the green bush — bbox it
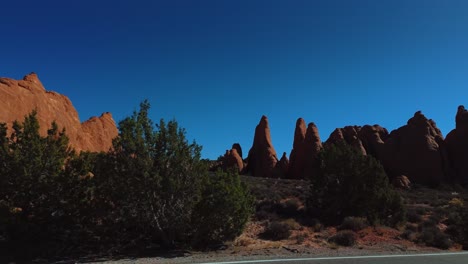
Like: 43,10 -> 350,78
406,210 -> 423,223
419,227 -> 453,249
328,230 -> 357,247
260,221 -> 292,241
191,169 -> 254,248
338,217 -> 368,232
307,142 -> 406,226
277,198 -> 301,218
0,102 -> 255,259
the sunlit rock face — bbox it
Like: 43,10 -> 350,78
0,73 -> 118,152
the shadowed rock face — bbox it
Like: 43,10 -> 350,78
288,119 -> 322,179
326,126 -> 366,155
232,143 -> 243,159
323,112 -> 447,186
382,111 -> 447,186
0,73 -> 118,152
246,115 -> 278,178
302,123 -> 323,179
288,118 -> 307,179
445,105 -> 468,184
358,125 -> 388,159
276,152 -> 289,178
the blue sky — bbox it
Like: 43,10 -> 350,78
2,0 -> 468,159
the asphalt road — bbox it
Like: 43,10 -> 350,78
195,252 -> 468,264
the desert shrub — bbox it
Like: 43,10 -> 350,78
405,223 -> 419,232
401,230 -> 418,242
419,227 -> 453,249
338,217 -> 368,232
444,204 -> 468,249
0,102 -> 256,259
308,142 -> 406,226
260,221 -> 291,241
301,217 -> 323,232
255,199 -> 280,221
419,219 -> 437,231
407,210 -> 423,223
448,198 -> 464,208
328,230 -> 357,247
277,198 -> 301,218
101,101 -> 254,248
191,169 -> 254,248
282,218 -> 301,230
0,112 -> 94,260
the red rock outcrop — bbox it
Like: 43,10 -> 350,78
382,111 -> 447,186
324,113 -> 448,186
275,152 -> 289,177
222,148 -> 244,173
246,115 -> 279,178
358,125 -> 388,159
445,105 -> 468,184
326,126 -> 366,155
288,118 -> 307,179
0,73 -> 118,152
232,143 -> 243,159
288,120 -> 322,179
302,122 -> 323,179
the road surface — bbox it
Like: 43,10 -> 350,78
195,252 -> 468,264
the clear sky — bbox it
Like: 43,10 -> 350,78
2,0 -> 468,159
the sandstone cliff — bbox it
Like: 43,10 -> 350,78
0,73 -> 118,152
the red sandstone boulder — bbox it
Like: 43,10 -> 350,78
0,73 -> 118,152
246,115 -> 279,178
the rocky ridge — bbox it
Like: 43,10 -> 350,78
0,73 -> 118,152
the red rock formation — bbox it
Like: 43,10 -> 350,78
232,143 -> 243,159
222,149 -> 244,173
302,122 -> 323,179
0,73 -> 118,152
246,115 -> 278,178
358,125 -> 388,159
276,152 -> 289,177
445,105 -> 468,184
326,126 -> 366,155
288,118 -> 307,179
382,111 -> 447,186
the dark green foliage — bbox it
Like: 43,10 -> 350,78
0,111 -> 77,259
104,100 -> 208,247
406,210 -> 423,223
328,230 -> 357,246
191,169 -> 254,247
338,217 -> 368,232
419,227 -> 453,249
277,198 -> 301,218
308,142 -> 406,226
260,221 -> 292,241
443,204 -> 468,249
0,102 -> 254,260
